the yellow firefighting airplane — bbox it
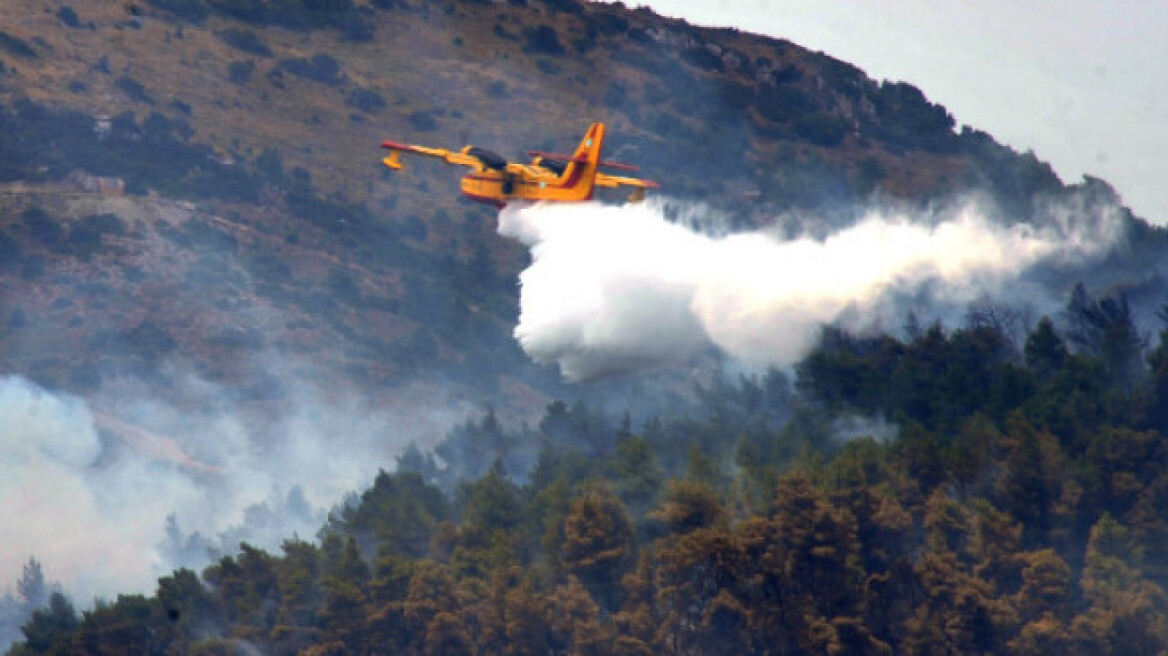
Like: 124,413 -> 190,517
380,122 -> 659,208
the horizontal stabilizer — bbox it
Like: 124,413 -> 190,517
593,173 -> 661,190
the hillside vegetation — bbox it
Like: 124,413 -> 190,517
4,0 -> 1168,654
11,293 -> 1168,654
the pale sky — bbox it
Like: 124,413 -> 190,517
638,1 -> 1168,225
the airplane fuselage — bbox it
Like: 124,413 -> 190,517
459,163 -> 594,208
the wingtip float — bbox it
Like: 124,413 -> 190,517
380,122 -> 659,208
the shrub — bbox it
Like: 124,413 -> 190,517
110,110 -> 140,136
77,213 -> 125,236
408,110 -> 437,132
583,12 -> 627,36
22,207 -> 63,245
871,81 -> 958,153
0,30 -> 36,58
543,0 -> 582,14
522,25 -> 564,56
0,230 -> 20,268
855,156 -> 886,192
794,112 -> 850,147
58,6 -> 84,29
206,0 -> 372,40
142,111 -> 192,142
337,12 -> 375,42
146,0 -> 209,21
326,268 -> 362,305
254,148 -> 285,186
228,60 -> 255,84
215,28 -> 272,57
769,64 -> 803,85
682,46 -> 724,72
123,321 -> 177,361
278,54 -> 343,86
754,85 -> 818,123
207,0 -> 268,22
68,213 -> 125,260
492,23 -> 517,41
345,87 -> 385,114
0,98 -> 261,202
572,33 -> 596,53
486,80 -> 508,99
114,76 -> 155,104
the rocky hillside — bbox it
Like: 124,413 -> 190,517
0,0 -> 1161,413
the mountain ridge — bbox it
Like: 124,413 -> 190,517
0,0 -> 1162,413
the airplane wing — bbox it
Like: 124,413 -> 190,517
528,150 -> 640,171
381,140 -> 484,171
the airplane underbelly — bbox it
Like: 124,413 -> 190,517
461,176 -> 506,207
460,171 -> 594,203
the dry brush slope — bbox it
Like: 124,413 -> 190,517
0,0 -> 1113,414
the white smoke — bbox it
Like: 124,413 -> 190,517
0,373 -> 468,607
499,198 -> 1123,380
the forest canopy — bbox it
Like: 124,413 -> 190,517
10,285 -> 1168,655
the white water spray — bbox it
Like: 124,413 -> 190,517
498,198 -> 1122,380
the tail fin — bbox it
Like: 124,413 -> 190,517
555,122 -> 605,200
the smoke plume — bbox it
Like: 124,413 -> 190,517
0,373 -> 467,611
498,198 -> 1123,380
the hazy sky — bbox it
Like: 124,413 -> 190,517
637,1 -> 1168,225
